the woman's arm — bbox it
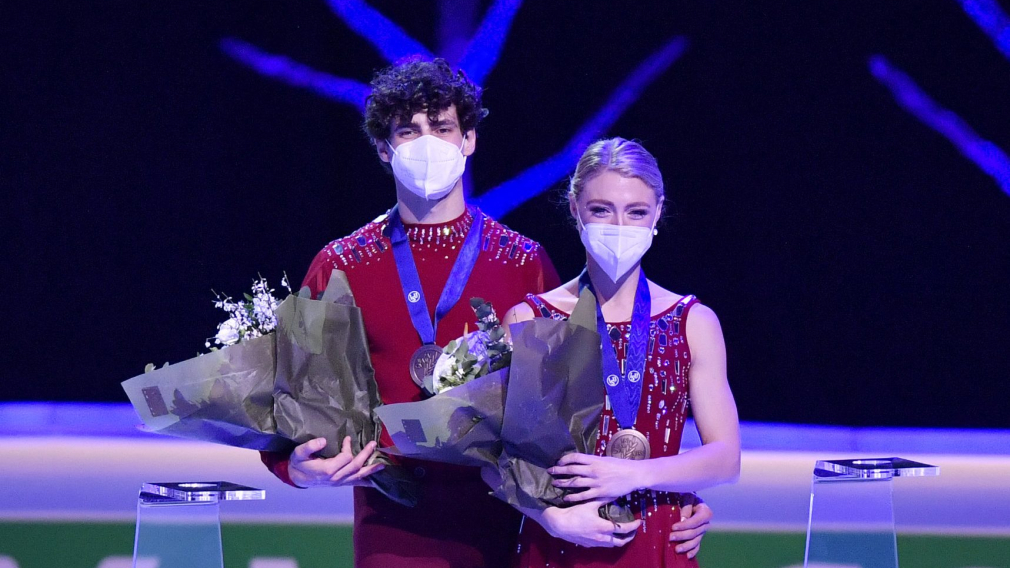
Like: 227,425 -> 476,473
551,303 -> 740,499
502,302 -> 536,343
642,303 -> 741,492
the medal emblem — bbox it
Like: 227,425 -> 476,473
606,374 -> 620,387
407,290 -> 421,303
409,344 -> 443,388
606,428 -> 650,460
628,370 -> 641,383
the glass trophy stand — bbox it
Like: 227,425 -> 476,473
803,458 -> 938,568
133,482 -> 264,568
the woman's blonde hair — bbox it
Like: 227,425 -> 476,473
568,138 -> 665,207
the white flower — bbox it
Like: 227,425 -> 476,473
208,275 -> 289,350
252,295 -> 273,318
429,330 -> 493,394
215,318 -> 241,346
431,351 -> 455,388
464,330 -> 491,362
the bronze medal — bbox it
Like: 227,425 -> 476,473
606,428 -> 650,460
409,344 -> 444,388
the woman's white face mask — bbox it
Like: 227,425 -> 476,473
387,135 -> 467,200
578,214 -> 658,283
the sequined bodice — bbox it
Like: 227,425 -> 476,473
525,293 -> 697,463
518,292 -> 702,568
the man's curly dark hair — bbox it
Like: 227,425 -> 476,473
363,57 -> 488,142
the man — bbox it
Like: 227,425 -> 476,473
261,57 -> 711,567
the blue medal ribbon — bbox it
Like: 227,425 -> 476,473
387,205 -> 486,345
580,268 -> 651,430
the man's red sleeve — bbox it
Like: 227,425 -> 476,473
534,245 -> 562,293
300,247 -> 336,299
260,450 -> 298,487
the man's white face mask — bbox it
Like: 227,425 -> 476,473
578,214 -> 658,283
387,135 -> 467,200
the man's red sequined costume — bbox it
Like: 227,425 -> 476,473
262,206 -> 560,567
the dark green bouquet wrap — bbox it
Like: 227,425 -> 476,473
375,289 -> 631,521
122,270 -> 418,506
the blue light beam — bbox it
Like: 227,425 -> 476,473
221,38 -> 370,111
474,36 -> 689,219
458,0 -> 524,85
325,0 -> 434,63
956,0 -> 1010,60
869,55 -> 1010,196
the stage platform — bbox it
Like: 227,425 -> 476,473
1,403 -> 1008,567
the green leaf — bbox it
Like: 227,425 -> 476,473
144,363 -> 155,374
244,293 -> 254,301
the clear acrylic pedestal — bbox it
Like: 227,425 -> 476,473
132,482 -> 264,568
803,458 -> 938,568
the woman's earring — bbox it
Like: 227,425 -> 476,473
653,229 -> 659,236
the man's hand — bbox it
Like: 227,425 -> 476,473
288,436 -> 384,488
669,493 -> 712,559
538,500 -> 642,548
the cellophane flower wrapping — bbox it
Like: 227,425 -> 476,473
375,366 -> 508,469
492,287 -> 609,514
122,269 -> 418,506
121,331 -> 292,452
375,289 -> 625,518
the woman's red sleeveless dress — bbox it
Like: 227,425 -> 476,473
513,292 -> 701,568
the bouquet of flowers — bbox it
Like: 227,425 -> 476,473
205,275 -> 289,349
425,298 -> 510,395
377,298 -> 511,468
122,270 -> 417,506
377,289 -> 622,519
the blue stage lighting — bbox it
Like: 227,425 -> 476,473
457,0 -> 524,85
324,0 -> 434,62
221,38 -> 370,111
221,2 -> 685,219
957,0 -> 1010,60
474,36 -> 689,218
869,54 -> 1010,197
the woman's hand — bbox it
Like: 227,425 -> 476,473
549,452 -> 647,503
670,493 -> 712,559
538,500 -> 642,548
288,436 -> 384,488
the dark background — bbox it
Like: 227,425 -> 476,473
4,2 -> 1009,428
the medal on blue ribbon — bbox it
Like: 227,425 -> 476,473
388,206 -> 486,389
580,269 -> 652,460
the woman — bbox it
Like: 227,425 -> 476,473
504,138 -> 741,567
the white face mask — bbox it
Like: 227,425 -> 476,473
387,135 -> 467,200
578,216 -> 657,282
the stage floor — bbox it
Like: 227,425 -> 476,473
1,403 -> 1008,567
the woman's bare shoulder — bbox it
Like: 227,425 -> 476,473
648,281 -> 686,315
504,300 -> 537,324
539,278 -> 581,313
